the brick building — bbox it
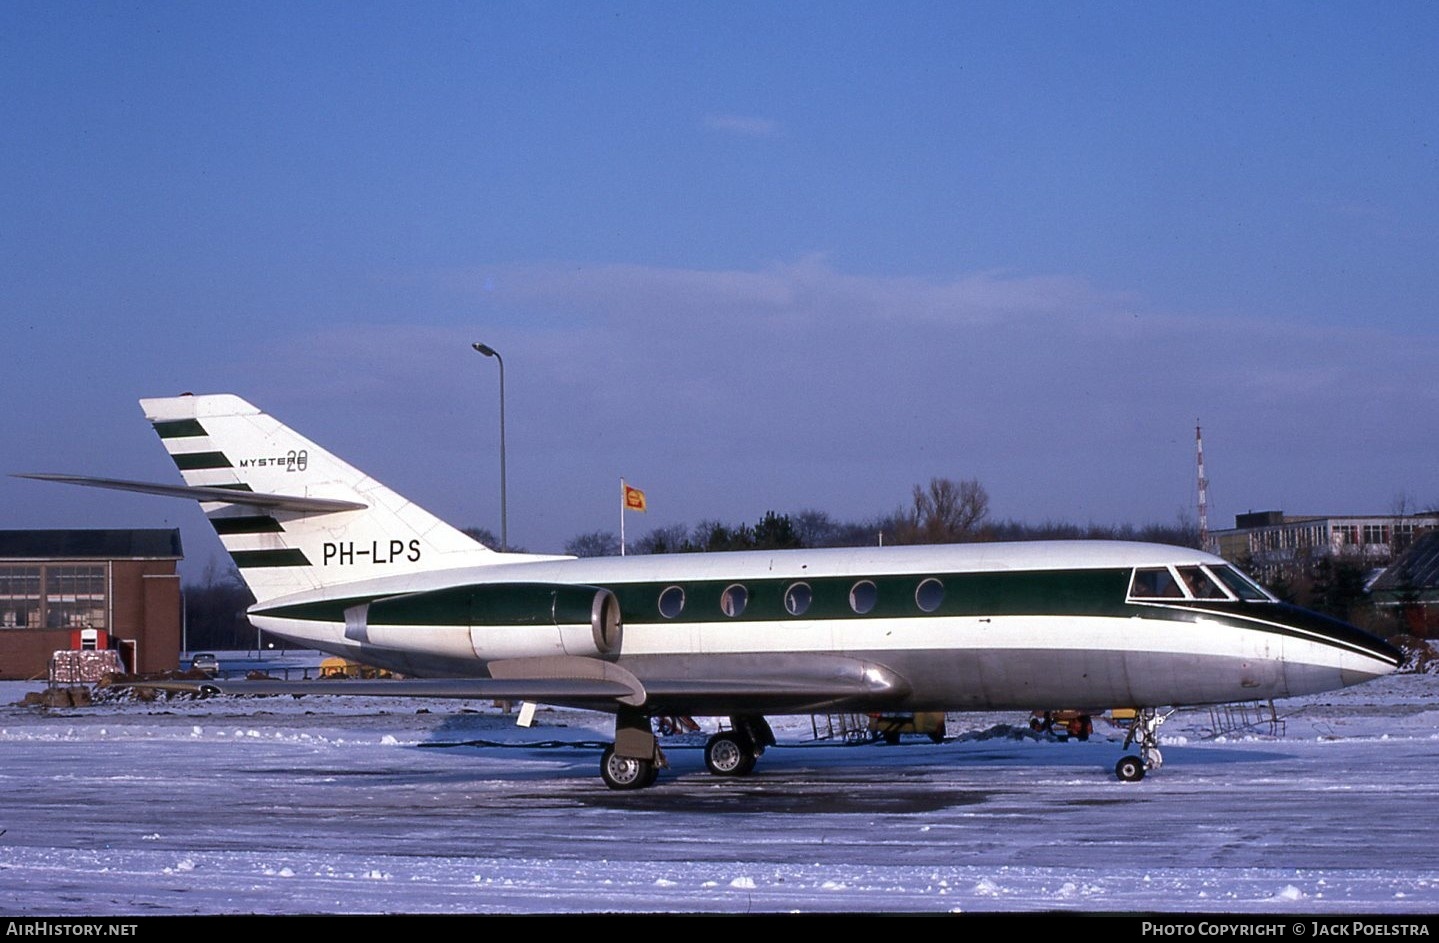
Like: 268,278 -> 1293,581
0,530 -> 182,680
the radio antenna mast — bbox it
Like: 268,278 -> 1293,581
1196,421 -> 1211,552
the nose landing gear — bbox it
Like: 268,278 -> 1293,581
1115,707 -> 1171,782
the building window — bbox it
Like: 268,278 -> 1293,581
44,565 -> 108,629
0,566 -> 41,628
0,563 -> 108,631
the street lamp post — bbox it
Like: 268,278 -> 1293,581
471,342 -> 507,551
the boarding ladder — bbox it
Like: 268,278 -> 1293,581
811,713 -> 873,743
1204,699 -> 1285,738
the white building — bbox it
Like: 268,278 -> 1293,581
1213,510 -> 1439,574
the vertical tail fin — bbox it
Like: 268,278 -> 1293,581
141,394 -> 498,603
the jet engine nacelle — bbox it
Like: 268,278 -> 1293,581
363,582 -> 623,662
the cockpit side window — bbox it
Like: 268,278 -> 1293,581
1176,566 -> 1227,600
1129,567 -> 1184,599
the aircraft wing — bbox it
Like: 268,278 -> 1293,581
129,654 -> 910,715
141,677 -> 636,710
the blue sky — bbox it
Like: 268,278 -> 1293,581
3,2 -> 1437,575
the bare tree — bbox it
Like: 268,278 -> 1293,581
792,509 -> 839,547
461,526 -> 499,548
462,526 -> 523,553
634,524 -> 693,555
895,477 -> 990,544
564,531 -> 619,558
183,558 -> 256,650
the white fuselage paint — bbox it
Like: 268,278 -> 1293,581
249,541 -> 1397,712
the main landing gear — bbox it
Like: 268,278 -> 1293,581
1114,707 -> 1170,782
600,744 -> 660,789
704,716 -> 775,778
600,708 -> 666,791
599,712 -> 777,790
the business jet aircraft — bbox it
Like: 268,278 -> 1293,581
22,394 -> 1401,789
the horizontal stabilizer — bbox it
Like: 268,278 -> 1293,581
15,473 -> 367,514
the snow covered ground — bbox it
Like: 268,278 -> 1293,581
2,655 -> 1438,915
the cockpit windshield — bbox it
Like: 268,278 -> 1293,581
1177,566 -> 1227,599
1129,563 -> 1275,603
1207,564 -> 1274,601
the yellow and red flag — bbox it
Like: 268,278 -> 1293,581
623,483 -> 647,512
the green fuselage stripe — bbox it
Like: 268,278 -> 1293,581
260,568 -> 1133,624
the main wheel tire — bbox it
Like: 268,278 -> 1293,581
705,732 -> 757,777
600,745 -> 655,790
1115,755 -> 1146,782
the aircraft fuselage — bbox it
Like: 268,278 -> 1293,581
248,540 -> 1399,715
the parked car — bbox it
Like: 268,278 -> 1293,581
189,652 -> 220,675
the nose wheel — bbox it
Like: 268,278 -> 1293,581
1115,755 -> 1145,782
1115,707 -> 1171,782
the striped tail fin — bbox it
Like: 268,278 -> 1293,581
140,394 -> 499,603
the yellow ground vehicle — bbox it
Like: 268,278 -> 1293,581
868,711 -> 947,744
319,658 -> 391,680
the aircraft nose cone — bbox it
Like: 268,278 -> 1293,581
1334,629 -> 1403,689
1271,603 -> 1404,697
1349,634 -> 1406,682
1340,656 -> 1398,688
